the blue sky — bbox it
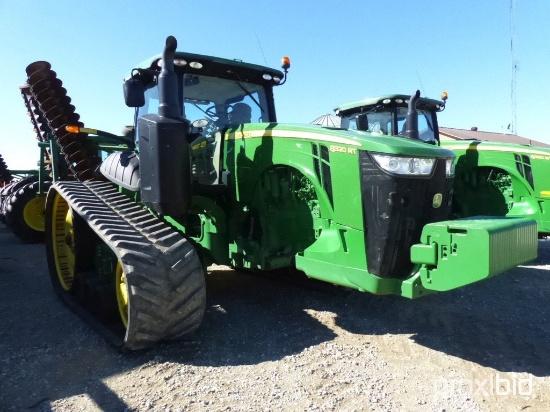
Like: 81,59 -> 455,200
1,0 -> 549,169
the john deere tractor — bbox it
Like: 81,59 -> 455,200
334,92 -> 550,236
25,37 -> 536,350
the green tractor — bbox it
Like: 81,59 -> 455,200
26,37 -> 536,350
334,92 -> 550,236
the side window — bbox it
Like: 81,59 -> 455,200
418,110 -> 435,143
136,86 -> 160,144
138,86 -> 160,117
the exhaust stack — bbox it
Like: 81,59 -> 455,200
138,36 -> 191,216
158,36 -> 180,119
402,90 -> 420,140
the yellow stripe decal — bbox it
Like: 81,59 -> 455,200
227,130 -> 362,147
540,191 -> 550,198
443,145 -> 550,157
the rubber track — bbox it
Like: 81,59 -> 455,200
53,181 -> 206,350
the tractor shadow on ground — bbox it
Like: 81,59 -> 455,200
158,242 -> 550,377
335,266 -> 549,377
1,224 -> 548,410
154,267 -> 340,366
0,225 -> 136,411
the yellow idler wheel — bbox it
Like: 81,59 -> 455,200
50,192 -> 75,291
23,194 -> 46,232
115,261 -> 129,327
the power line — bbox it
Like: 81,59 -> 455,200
255,32 -> 268,66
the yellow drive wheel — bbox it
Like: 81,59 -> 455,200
50,193 -> 75,291
115,262 -> 129,327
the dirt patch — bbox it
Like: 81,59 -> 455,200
0,223 -> 548,411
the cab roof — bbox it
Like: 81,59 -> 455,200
134,51 -> 284,86
334,94 -> 445,116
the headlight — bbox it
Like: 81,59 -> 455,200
371,153 -> 435,176
445,157 -> 455,177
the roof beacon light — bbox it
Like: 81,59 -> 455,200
441,91 -> 448,101
278,56 -> 291,85
281,56 -> 291,71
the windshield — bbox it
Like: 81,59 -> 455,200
341,106 -> 437,143
139,73 -> 272,137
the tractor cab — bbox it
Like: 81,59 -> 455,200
124,49 -> 289,188
120,40 -> 289,214
334,93 -> 447,145
127,51 -> 287,140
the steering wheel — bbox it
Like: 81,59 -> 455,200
205,105 -> 218,118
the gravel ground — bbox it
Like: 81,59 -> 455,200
0,222 -> 548,411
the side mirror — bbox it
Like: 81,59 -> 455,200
123,77 -> 145,108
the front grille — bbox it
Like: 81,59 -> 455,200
359,151 -> 453,278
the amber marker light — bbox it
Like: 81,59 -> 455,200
441,91 -> 448,101
65,125 -> 80,133
281,56 -> 291,70
65,125 -> 96,134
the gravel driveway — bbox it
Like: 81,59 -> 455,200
0,223 -> 548,411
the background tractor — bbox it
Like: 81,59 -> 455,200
334,93 -> 550,236
24,37 -> 536,350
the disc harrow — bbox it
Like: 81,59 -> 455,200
25,61 -> 102,181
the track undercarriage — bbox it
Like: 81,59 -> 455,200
45,181 -> 206,349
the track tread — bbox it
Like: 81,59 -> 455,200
51,181 -> 206,350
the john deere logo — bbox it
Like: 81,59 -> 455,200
432,193 -> 443,208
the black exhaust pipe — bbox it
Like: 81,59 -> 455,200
138,36 -> 191,216
402,90 -> 420,140
158,36 -> 180,119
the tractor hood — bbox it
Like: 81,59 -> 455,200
227,122 -> 455,159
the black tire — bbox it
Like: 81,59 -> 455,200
5,181 -> 51,243
1,176 -> 39,224
0,192 -> 9,225
8,175 -> 39,194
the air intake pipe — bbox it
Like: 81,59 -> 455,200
138,36 -> 191,216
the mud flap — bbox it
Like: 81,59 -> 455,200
410,216 -> 537,291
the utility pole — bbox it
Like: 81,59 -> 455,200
510,0 -> 517,135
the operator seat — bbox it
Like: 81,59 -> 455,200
228,103 -> 252,124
